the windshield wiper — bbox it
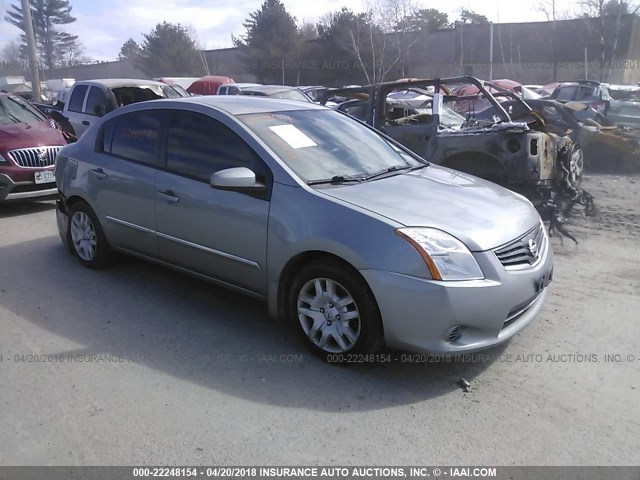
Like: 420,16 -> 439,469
307,175 -> 365,186
363,164 -> 427,181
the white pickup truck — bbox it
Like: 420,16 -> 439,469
62,78 -> 188,137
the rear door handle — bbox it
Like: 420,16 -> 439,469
157,190 -> 179,204
90,168 -> 107,180
82,120 -> 90,126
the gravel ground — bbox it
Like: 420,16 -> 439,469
0,173 -> 638,466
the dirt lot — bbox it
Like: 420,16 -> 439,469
0,173 -> 638,466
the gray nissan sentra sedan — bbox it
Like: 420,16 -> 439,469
55,96 -> 553,358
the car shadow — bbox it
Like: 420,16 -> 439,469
0,235 -> 503,412
0,200 -> 56,218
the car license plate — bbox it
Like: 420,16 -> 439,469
34,170 -> 55,184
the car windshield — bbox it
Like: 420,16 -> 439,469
239,109 -> 423,183
270,89 -> 311,102
0,95 -> 47,125
159,85 -> 186,98
166,84 -> 190,97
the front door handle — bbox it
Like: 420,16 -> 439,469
90,168 -> 107,180
82,120 -> 90,126
157,190 -> 179,204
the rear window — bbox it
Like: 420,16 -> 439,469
106,110 -> 164,166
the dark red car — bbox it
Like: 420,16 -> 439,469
0,93 -> 67,202
186,75 -> 235,95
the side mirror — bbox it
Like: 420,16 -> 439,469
94,104 -> 107,117
210,167 -> 266,194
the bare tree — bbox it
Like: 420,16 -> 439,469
538,0 -> 572,21
537,0 -> 563,80
577,0 -> 640,81
58,42 -> 91,68
318,7 -> 399,85
378,0 -> 419,77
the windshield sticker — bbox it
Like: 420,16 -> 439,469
268,124 -> 317,149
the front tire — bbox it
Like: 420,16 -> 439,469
67,201 -> 113,269
288,259 -> 384,358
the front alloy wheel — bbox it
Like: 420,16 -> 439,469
289,259 -> 384,358
297,278 -> 361,353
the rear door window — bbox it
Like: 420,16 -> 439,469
68,85 -> 88,113
106,110 -> 165,167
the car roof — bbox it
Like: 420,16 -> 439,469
240,85 -> 300,94
153,95 -> 326,115
557,80 -> 602,87
77,78 -> 168,88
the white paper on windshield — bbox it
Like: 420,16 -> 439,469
269,124 -> 317,149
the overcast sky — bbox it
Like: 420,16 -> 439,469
0,0 -> 583,61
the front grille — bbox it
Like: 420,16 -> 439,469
8,146 -> 62,168
494,224 -> 544,268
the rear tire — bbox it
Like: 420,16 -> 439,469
288,259 -> 384,360
67,201 -> 114,269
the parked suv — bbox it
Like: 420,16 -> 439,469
0,93 -> 67,202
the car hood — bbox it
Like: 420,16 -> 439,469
0,120 -> 66,148
320,165 -> 540,251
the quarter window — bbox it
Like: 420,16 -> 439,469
68,85 -> 88,113
166,111 -> 258,182
107,111 -> 164,166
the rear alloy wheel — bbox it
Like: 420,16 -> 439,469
67,202 -> 113,269
289,260 -> 384,358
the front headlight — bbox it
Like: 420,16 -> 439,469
396,227 -> 484,281
0,153 -> 7,164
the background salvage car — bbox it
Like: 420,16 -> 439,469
0,93 -> 68,202
322,77 -> 584,206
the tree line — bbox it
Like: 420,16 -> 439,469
1,0 -> 639,82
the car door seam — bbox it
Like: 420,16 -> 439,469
155,231 -> 262,270
106,215 -> 262,270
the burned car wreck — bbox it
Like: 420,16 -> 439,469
322,76 -> 585,208
475,97 -> 640,173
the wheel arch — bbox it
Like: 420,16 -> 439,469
274,250 -> 380,325
64,193 -> 92,211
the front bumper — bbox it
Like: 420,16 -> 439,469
361,230 -> 554,354
0,172 -> 57,202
